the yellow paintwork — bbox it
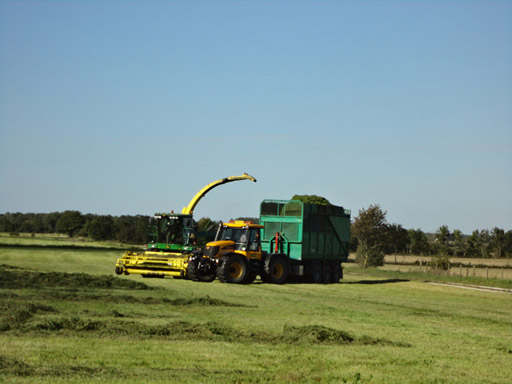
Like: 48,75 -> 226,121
221,220 -> 263,229
228,261 -> 244,279
206,240 -> 236,250
271,262 -> 284,279
115,251 -> 189,277
181,173 -> 256,214
204,221 -> 264,261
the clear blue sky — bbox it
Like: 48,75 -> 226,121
1,0 -> 511,234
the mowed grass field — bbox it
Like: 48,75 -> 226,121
1,236 -> 511,383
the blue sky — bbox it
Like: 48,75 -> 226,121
1,0 -> 511,234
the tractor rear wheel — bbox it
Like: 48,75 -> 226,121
217,255 -> 248,284
262,254 -> 289,284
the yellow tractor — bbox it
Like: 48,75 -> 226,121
114,174 -> 256,279
187,220 -> 289,284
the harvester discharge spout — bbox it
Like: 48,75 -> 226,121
181,173 -> 257,215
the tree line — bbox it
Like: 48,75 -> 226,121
0,211 -> 149,244
351,204 -> 512,268
1,207 -> 511,261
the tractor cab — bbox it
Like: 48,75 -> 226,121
205,221 -> 263,257
147,213 -> 198,253
216,224 -> 259,251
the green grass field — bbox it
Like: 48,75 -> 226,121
0,232 -> 132,249
1,238 -> 511,383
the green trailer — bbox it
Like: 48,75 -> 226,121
186,198 -> 351,285
259,199 -> 351,283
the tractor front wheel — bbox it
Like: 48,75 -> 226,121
217,255 -> 248,284
187,259 -> 216,282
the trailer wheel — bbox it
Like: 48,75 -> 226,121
262,254 -> 289,284
305,261 -> 322,284
217,255 -> 248,284
322,262 -> 332,284
332,262 -> 342,283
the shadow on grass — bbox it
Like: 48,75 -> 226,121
343,278 -> 410,285
253,277 -> 409,285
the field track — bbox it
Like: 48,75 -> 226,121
427,282 -> 512,294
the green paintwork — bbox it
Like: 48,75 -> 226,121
259,199 -> 351,262
146,213 -> 199,253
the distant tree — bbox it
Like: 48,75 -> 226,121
20,214 -> 38,233
87,215 -> 115,241
490,227 -> 506,258
1,213 -> 23,232
452,229 -> 465,257
352,204 -> 387,267
115,215 -> 149,244
55,210 -> 85,237
291,195 -> 331,205
197,217 -> 223,231
197,217 -> 214,232
76,213 -> 94,237
0,214 -> 14,232
43,212 -> 61,233
466,230 -> 482,258
430,225 -> 452,270
434,225 -> 451,254
349,230 -> 358,253
479,229 -> 492,258
235,217 -> 259,224
385,223 -> 409,255
504,230 -> 512,258
407,229 -> 430,255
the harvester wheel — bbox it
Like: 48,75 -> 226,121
332,262 -> 343,283
115,266 -> 122,275
187,260 -> 216,282
322,262 -> 332,284
217,255 -> 248,284
306,262 -> 322,284
262,254 -> 289,284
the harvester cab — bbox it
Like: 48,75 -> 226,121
147,213 -> 197,253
